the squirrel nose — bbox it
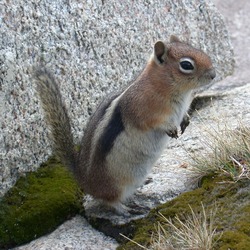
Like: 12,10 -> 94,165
209,68 -> 216,80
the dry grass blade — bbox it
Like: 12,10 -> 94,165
151,204 -> 219,250
149,222 -> 175,250
120,233 -> 149,250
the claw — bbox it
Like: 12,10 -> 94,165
166,128 -> 178,139
180,115 -> 190,134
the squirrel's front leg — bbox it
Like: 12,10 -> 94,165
166,114 -> 190,138
180,114 -> 190,135
166,127 -> 178,139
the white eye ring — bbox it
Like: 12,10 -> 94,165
179,57 -> 195,74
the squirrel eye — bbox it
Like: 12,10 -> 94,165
179,58 -> 195,74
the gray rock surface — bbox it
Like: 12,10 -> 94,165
212,0 -> 250,90
14,216 -> 118,250
0,0 -> 233,197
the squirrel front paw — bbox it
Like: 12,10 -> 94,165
180,114 -> 190,134
166,128 -> 178,139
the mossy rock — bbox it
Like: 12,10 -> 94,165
118,174 -> 250,249
0,157 -> 83,249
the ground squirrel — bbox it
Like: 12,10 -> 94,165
34,35 -> 216,215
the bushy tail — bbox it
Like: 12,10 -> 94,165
34,68 -> 77,171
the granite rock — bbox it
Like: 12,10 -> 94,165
14,216 -> 118,250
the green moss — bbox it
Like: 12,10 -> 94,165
218,231 -> 250,250
118,174 -> 250,249
0,157 -> 83,249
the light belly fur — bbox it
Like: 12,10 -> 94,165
106,127 -> 169,201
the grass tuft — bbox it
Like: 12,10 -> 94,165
150,204 -> 219,250
190,123 -> 250,182
122,204 -> 219,250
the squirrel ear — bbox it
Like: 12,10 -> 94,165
170,35 -> 181,43
154,41 -> 166,64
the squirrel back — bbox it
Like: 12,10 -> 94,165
35,35 -> 216,214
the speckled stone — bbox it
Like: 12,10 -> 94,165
0,0 -> 233,196
14,216 -> 118,250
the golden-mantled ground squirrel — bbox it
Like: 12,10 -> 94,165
34,35 -> 216,215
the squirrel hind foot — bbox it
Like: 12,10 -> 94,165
108,201 -> 148,217
107,202 -> 132,217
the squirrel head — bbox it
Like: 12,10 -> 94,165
153,35 -> 216,90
